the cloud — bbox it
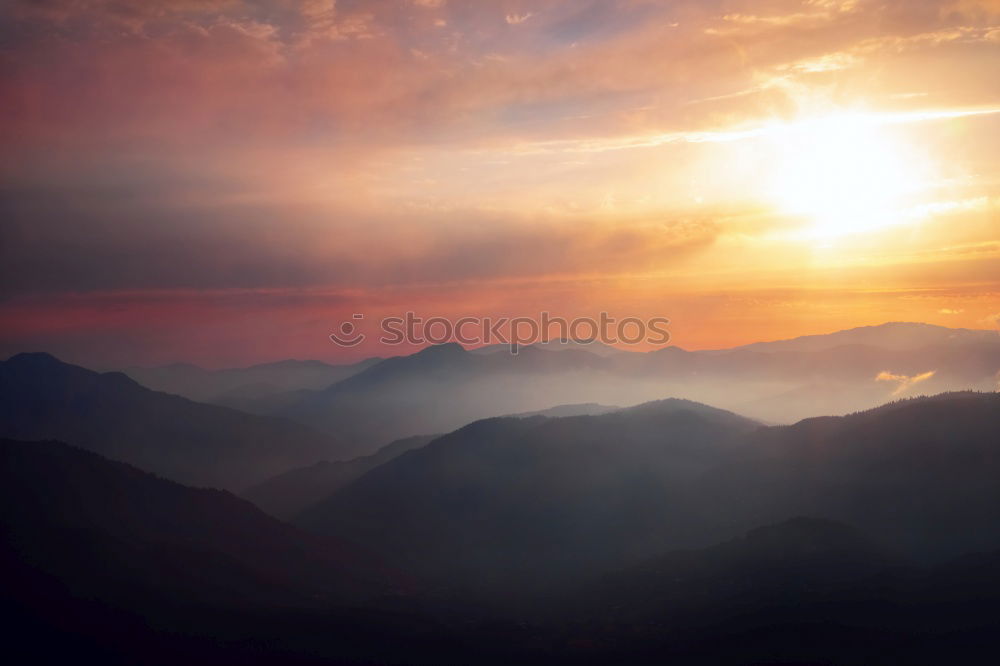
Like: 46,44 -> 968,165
2,0 -> 997,185
3,0 -> 1000,368
875,370 -> 937,395
0,167 -> 720,297
946,0 -> 1000,18
939,308 -> 964,314
983,313 -> 1000,327
506,12 -> 533,25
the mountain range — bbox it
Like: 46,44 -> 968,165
0,438 -> 402,608
6,433 -> 1000,664
245,404 -> 621,521
161,322 -> 1000,457
3,334 -> 1000,662
296,399 -> 763,594
295,391 -> 1000,603
243,433 -> 440,519
556,516 -> 1000,664
0,352 -> 354,490
122,356 -> 381,408
0,438 -> 468,665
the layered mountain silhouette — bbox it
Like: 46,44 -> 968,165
296,391 -> 1000,603
214,322 -> 1000,456
4,366 -> 1000,662
707,391 -> 1000,561
0,438 -> 402,608
273,342 -> 622,455
5,323 -> 1000,662
469,338 -> 625,356
505,402 -> 621,418
629,324 -> 1000,422
0,353 -> 352,490
245,405 -> 621,520
0,438 -> 463,665
122,356 -> 381,408
557,517 -> 1000,664
297,399 -> 762,593
727,320 -> 1000,353
575,517 -> 900,624
243,433 -> 439,519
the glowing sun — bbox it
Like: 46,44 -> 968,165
768,114 -> 924,239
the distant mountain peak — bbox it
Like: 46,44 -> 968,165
5,351 -> 142,388
530,338 -> 625,357
726,321 -> 999,354
5,351 -> 63,366
0,353 -> 349,490
619,397 -> 757,422
651,345 -> 690,355
413,342 -> 467,357
744,516 -> 872,546
157,361 -> 205,370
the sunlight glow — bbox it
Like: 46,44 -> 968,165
767,114 -> 928,240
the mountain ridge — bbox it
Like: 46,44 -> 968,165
0,352 -> 354,490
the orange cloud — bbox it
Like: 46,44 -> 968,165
876,370 -> 938,395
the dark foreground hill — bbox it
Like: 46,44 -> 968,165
0,438 -> 487,664
7,449 -> 1000,666
244,405 -> 620,520
552,517 -> 1000,664
706,391 -> 1000,561
297,392 -> 1000,603
0,438 -> 404,607
0,353 -> 352,490
575,517 -> 901,623
5,423 -> 1000,663
243,433 -> 439,519
297,399 -> 762,594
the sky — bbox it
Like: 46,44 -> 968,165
1,0 -> 999,367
